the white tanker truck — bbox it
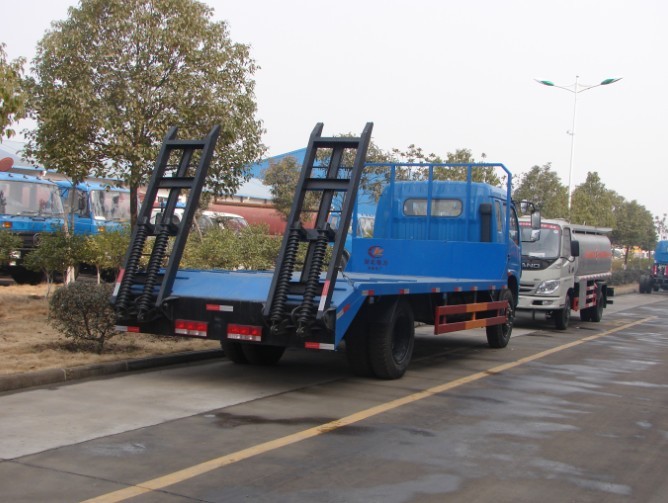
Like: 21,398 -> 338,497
518,218 -> 614,330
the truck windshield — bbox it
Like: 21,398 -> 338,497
521,223 -> 561,258
90,190 -> 132,222
0,180 -> 64,217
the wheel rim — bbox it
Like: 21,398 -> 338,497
502,299 -> 514,337
391,316 -> 411,363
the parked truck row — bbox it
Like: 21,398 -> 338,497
4,122 -> 623,378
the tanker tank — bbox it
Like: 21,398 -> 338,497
572,226 -> 613,279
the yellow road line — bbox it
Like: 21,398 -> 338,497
84,316 -> 654,502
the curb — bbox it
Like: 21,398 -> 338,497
0,349 -> 224,394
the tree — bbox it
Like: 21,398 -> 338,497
26,0 -> 265,226
655,213 -> 667,241
24,231 -> 87,293
390,146 -> 502,186
569,172 -> 616,227
612,200 -> 656,264
0,231 -> 22,266
513,163 -> 568,218
80,230 -> 130,283
0,43 -> 28,139
263,156 -> 319,220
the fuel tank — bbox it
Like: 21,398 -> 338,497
573,226 -> 612,278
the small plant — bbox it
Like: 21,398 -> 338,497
48,281 -> 117,353
25,230 -> 87,287
81,229 -> 130,283
0,231 -> 22,266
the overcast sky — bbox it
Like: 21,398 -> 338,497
2,0 -> 666,219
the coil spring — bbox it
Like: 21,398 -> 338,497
269,228 -> 301,329
296,232 -> 328,334
136,229 -> 170,321
114,224 -> 148,314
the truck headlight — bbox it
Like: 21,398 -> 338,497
536,280 -> 560,295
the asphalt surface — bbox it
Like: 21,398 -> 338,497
1,286 -> 665,503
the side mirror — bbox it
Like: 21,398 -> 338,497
531,209 -> 541,230
571,240 -> 580,257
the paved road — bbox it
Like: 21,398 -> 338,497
1,292 -> 667,502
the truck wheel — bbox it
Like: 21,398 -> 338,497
345,319 -> 374,377
369,300 -> 414,379
486,289 -> 514,348
639,276 -> 651,294
241,344 -> 285,365
588,288 -> 605,323
221,340 -> 248,364
554,294 -> 571,330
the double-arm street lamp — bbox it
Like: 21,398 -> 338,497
535,76 -> 622,211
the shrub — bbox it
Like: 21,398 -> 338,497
25,230 -> 87,284
0,231 -> 22,266
48,281 -> 117,353
81,229 -> 130,282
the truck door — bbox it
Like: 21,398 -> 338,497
498,200 -> 521,283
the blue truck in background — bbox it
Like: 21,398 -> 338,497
0,171 -> 65,284
55,180 -> 132,235
113,123 -> 540,379
1,161 -> 132,283
639,240 -> 668,293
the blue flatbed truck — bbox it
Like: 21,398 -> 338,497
112,123 -> 539,379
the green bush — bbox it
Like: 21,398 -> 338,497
182,224 -> 281,271
610,258 -> 651,285
81,229 -> 130,282
25,230 -> 87,283
0,231 -> 22,266
48,281 -> 118,353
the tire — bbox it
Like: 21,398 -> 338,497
588,289 -> 605,323
368,300 -> 415,380
579,308 -> 592,322
554,293 -> 571,330
639,276 -> 651,294
241,344 -> 285,366
345,318 -> 374,377
220,340 -> 248,364
486,289 -> 515,348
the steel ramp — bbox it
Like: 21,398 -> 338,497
113,125 -> 220,321
263,122 -> 373,336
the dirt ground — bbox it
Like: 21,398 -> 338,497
0,279 -> 220,376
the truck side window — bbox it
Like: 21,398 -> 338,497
510,207 -> 519,245
403,198 -> 462,217
76,190 -> 88,216
562,228 -> 572,257
495,200 -> 504,242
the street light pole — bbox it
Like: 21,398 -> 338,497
535,76 -> 622,212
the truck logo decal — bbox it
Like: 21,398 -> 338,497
368,246 -> 384,258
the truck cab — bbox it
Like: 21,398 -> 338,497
0,171 -> 65,283
348,180 -> 522,291
56,180 -> 132,235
